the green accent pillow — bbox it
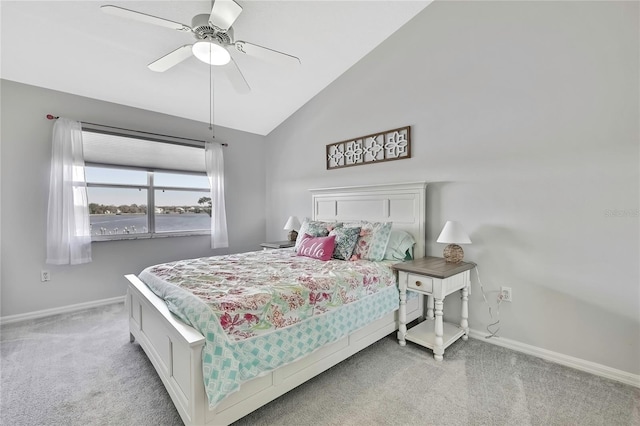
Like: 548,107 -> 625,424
329,227 -> 361,260
384,230 -> 416,261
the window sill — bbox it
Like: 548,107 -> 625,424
92,231 -> 210,242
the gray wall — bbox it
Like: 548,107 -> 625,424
0,80 -> 266,316
264,2 -> 640,375
1,1 -> 638,378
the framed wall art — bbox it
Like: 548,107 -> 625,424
326,126 -> 411,170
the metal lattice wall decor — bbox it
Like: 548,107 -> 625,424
326,126 -> 411,170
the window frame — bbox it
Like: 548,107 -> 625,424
86,163 -> 211,242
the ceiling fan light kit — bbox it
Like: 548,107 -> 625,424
192,41 -> 231,65
100,1 -> 300,93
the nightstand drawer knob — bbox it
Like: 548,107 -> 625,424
415,281 -> 422,287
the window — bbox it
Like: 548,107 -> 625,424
82,130 -> 210,241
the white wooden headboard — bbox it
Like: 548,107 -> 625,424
310,182 -> 428,258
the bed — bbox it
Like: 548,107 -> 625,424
125,181 -> 427,425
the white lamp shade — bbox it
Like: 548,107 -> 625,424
436,221 -> 471,244
192,41 -> 231,65
283,216 -> 301,231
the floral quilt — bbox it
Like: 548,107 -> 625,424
138,248 -> 400,407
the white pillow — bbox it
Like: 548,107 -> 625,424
294,218 -> 340,251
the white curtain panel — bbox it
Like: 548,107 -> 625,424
205,141 -> 229,249
46,118 -> 92,265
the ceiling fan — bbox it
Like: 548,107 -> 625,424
101,0 -> 301,93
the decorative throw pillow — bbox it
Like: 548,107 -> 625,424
296,234 -> 336,261
384,230 -> 416,261
294,218 -> 340,251
329,227 -> 361,260
351,221 -> 392,261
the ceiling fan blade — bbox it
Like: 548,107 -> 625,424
233,41 -> 301,67
224,57 -> 250,94
209,0 -> 243,31
101,5 -> 191,32
148,45 -> 194,72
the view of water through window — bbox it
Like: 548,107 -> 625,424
86,166 -> 210,237
89,213 -> 211,236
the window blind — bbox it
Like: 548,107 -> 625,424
82,130 -> 206,173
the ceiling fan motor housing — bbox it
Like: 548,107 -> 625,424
192,14 -> 232,45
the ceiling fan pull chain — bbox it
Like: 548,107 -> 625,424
209,48 -> 215,140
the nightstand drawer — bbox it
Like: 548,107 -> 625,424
407,274 -> 433,293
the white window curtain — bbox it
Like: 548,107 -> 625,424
205,141 -> 229,248
46,118 -> 92,265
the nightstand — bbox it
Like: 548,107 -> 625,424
393,256 -> 475,361
260,240 -> 295,250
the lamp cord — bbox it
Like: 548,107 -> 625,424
474,264 -> 501,338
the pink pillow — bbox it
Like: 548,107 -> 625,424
296,234 -> 336,261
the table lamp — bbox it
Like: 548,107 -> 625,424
283,216 -> 301,241
436,221 -> 471,263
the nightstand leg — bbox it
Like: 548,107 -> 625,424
461,285 -> 469,341
426,295 -> 434,320
434,298 -> 444,361
398,285 -> 407,346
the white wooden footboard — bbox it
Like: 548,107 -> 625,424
126,274 -> 423,426
126,274 -> 207,425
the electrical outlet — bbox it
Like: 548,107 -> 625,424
500,286 -> 512,302
41,270 -> 51,282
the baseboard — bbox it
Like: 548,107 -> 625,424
469,328 -> 640,389
0,296 -> 126,325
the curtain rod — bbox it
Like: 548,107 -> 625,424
45,114 -> 228,147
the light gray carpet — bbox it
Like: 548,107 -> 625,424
1,303 -> 639,426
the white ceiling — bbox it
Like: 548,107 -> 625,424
0,1 -> 431,136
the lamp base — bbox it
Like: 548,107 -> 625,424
288,230 -> 298,242
443,244 -> 464,263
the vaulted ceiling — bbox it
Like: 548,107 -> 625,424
0,1 -> 431,135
